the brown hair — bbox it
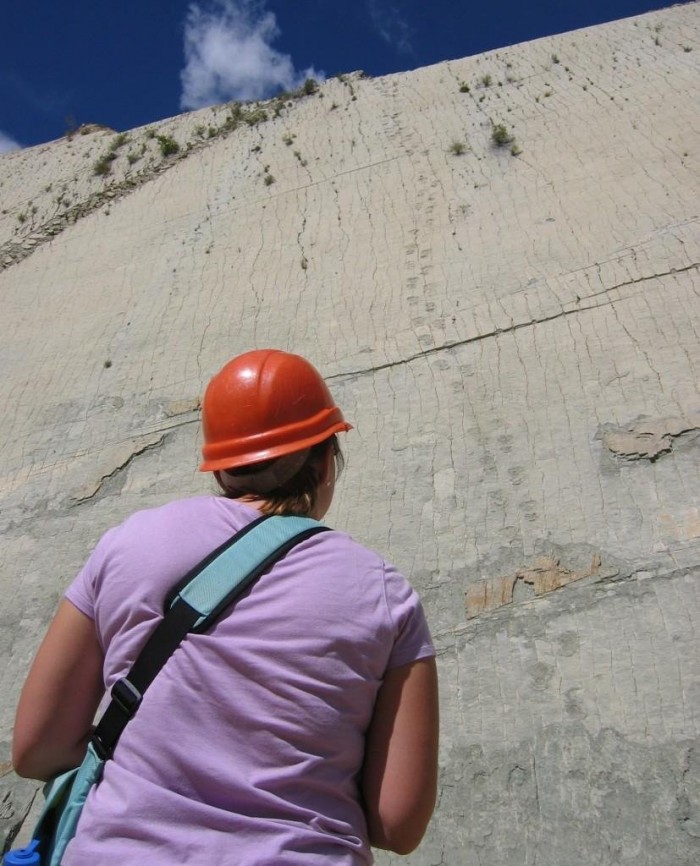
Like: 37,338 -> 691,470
216,435 -> 343,517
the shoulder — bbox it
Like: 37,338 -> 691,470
304,524 -> 388,575
306,528 -> 435,666
84,496 -> 258,583
309,528 -> 421,611
117,495 -> 224,530
106,495 -> 253,542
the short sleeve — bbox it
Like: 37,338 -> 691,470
383,562 -> 435,670
63,526 -> 118,622
65,564 -> 96,620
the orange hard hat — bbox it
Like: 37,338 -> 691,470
199,349 -> 352,472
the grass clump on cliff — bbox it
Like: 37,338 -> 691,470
243,108 -> 268,126
110,132 -> 130,151
221,103 -> 268,132
93,152 -> 117,176
491,123 -> 514,147
156,134 -> 180,156
490,122 -> 522,156
280,78 -> 320,100
92,133 -> 131,176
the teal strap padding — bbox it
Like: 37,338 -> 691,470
174,516 -> 321,621
34,742 -> 104,866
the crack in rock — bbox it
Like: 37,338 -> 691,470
70,432 -> 165,504
328,268 -> 687,385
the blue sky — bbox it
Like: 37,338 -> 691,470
1,0 -> 678,152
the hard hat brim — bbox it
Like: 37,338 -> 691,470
199,411 -> 352,473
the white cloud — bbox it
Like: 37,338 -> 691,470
366,0 -> 413,55
0,131 -> 21,154
180,0 -> 323,109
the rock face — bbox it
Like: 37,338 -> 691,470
1,5 -> 699,863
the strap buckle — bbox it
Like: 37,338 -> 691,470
111,677 -> 142,717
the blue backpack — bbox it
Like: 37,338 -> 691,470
6,515 -> 328,866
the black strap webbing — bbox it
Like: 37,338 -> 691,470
92,599 -> 200,759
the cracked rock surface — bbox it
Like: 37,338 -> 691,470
1,6 -> 699,863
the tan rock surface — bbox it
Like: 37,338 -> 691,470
1,5 -> 699,863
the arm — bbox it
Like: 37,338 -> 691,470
12,599 -> 105,781
362,656 -> 439,855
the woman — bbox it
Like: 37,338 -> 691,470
13,349 -> 439,864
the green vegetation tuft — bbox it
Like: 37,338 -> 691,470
244,108 -> 267,126
302,78 -> 319,95
491,123 -> 514,147
110,132 -> 130,151
93,152 -> 117,175
156,134 -> 180,156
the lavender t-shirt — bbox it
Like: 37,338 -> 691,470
63,496 -> 434,865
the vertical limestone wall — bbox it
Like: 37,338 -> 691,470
1,5 -> 698,863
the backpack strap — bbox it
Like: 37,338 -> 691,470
92,514 -> 329,760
